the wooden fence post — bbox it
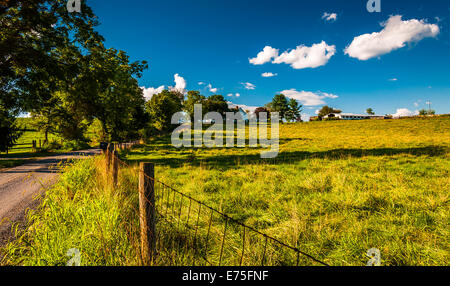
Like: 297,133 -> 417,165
112,151 -> 118,187
139,162 -> 155,265
106,143 -> 113,174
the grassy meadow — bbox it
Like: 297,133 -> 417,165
0,118 -> 95,169
123,116 -> 450,266
1,117 -> 449,266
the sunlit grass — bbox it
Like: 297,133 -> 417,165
1,157 -> 142,266
2,117 -> 449,265
122,117 -> 450,266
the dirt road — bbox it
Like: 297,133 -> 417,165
0,149 -> 100,247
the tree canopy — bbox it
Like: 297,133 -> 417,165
286,98 -> 303,122
1,0 -> 148,150
268,94 -> 289,121
146,90 -> 183,133
317,106 -> 342,119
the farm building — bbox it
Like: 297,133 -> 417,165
323,113 -> 386,120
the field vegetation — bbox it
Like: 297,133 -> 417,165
2,117 -> 449,266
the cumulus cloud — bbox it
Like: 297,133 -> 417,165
262,72 -> 277,77
227,93 -> 240,98
345,15 -> 440,60
142,73 -> 187,101
249,46 -> 279,65
206,83 -> 218,93
280,89 -> 338,106
169,73 -> 187,94
389,78 -> 398,81
141,85 -> 165,101
392,108 -> 419,118
273,41 -> 336,69
322,12 -> 337,22
241,82 -> 256,90
250,42 -> 335,69
227,102 -> 258,114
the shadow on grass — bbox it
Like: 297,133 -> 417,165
0,159 -> 26,169
0,152 -> 55,159
123,138 -> 448,169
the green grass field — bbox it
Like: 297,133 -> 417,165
0,118 -> 91,169
2,117 -> 449,266
0,130 -> 62,169
122,117 -> 450,265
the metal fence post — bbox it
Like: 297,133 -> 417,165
139,162 -> 155,265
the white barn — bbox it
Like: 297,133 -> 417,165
324,113 -> 386,120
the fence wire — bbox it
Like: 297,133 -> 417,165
109,145 -> 329,267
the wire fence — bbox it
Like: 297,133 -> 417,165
107,143 -> 329,266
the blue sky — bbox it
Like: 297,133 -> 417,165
88,0 -> 450,118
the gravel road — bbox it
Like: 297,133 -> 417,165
0,149 -> 100,248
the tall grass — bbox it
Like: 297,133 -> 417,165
1,157 -> 142,266
1,117 -> 449,266
123,117 -> 450,266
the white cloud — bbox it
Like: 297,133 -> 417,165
227,102 -> 258,114
345,15 -> 440,60
169,73 -> 187,94
392,108 -> 419,118
142,73 -> 187,100
280,89 -> 338,106
198,82 -> 205,85
322,12 -> 337,22
262,72 -> 277,77
249,46 -> 279,65
301,114 -> 310,121
389,78 -> 398,81
273,41 -> 336,69
141,85 -> 165,101
250,42 -> 335,69
414,102 -> 420,107
206,83 -> 218,93
227,93 -> 240,98
241,82 -> 256,90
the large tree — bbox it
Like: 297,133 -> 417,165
0,0 -> 103,149
184,90 -> 206,120
146,90 -> 183,133
204,94 -> 230,116
1,0 -> 148,146
286,98 -> 302,122
269,94 -> 289,121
